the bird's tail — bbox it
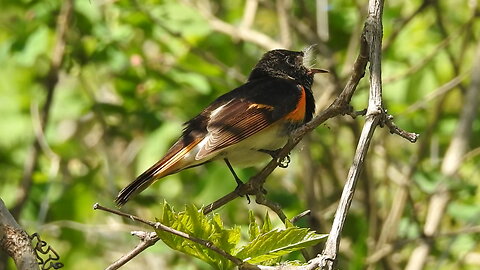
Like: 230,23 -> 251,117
114,138 -> 201,206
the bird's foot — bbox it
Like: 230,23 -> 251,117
233,178 -> 251,204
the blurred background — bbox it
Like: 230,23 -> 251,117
1,0 -> 479,269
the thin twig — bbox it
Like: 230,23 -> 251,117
189,0 -> 283,50
254,194 -> 313,260
403,73 -> 468,114
290,210 -> 311,224
381,114 -> 419,143
255,194 -> 288,222
105,231 -> 159,270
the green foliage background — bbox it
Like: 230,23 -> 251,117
0,0 -> 479,269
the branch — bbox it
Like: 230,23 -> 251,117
0,198 -> 39,270
105,231 -> 159,270
240,0 -> 258,29
276,0 -> 292,48
307,0 -> 387,268
190,0 -> 283,50
404,73 -> 468,113
381,113 -> 419,143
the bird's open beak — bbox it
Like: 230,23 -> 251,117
308,68 -> 329,75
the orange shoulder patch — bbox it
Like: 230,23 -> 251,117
284,85 -> 306,122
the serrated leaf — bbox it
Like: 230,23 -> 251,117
155,202 -> 241,270
235,227 -> 327,265
261,211 -> 272,233
162,200 -> 175,223
248,210 -> 260,241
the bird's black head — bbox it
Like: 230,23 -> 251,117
248,49 -> 328,88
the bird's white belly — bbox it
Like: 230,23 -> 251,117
218,123 -> 288,167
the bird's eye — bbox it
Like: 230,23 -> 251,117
286,57 -> 296,66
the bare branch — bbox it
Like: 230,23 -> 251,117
190,0 -> 283,50
105,231 -> 159,270
308,0 -> 387,268
276,0 -> 292,48
0,198 -> 39,270
381,114 -> 419,143
316,0 -> 330,41
240,0 -> 258,29
290,210 -> 311,224
404,73 -> 468,113
255,194 -> 288,223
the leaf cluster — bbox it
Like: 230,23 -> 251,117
156,203 -> 327,269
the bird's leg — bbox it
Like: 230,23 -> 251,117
224,158 -> 250,203
258,149 -> 291,168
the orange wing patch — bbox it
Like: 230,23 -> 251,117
248,103 -> 274,110
195,99 -> 274,159
284,85 -> 306,121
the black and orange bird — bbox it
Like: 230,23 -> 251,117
115,49 -> 328,206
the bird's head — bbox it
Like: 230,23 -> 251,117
248,48 -> 328,88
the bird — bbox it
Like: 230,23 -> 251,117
115,48 -> 328,206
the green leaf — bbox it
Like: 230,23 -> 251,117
284,219 -> 294,229
235,227 -> 327,265
248,210 -> 260,242
448,201 -> 480,223
155,203 -> 240,270
261,211 -> 272,233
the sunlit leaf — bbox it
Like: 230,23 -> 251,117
236,227 -> 327,265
